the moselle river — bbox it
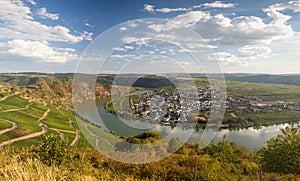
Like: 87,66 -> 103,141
77,99 -> 299,151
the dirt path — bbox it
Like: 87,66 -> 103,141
2,103 -> 32,112
230,113 -> 237,118
0,109 -> 50,148
95,137 -> 100,149
69,119 -> 74,128
0,118 -> 17,135
47,127 -> 76,134
0,126 -> 47,147
39,109 -> 50,121
70,129 -> 80,147
0,93 -> 19,102
84,125 -> 115,148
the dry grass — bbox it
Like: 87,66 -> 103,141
0,149 -> 145,181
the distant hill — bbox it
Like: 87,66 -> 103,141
223,74 -> 300,86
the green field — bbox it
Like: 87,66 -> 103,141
0,119 -> 12,130
0,111 -> 40,132
0,95 -> 92,149
42,104 -> 75,131
193,77 -> 300,103
0,95 -> 29,111
226,80 -> 300,102
21,102 -> 48,117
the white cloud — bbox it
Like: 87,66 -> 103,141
144,4 -> 155,12
113,45 -> 135,52
144,4 -> 190,13
7,39 -> 77,63
0,0 -> 91,43
85,23 -> 94,28
128,22 -> 138,28
80,31 -> 93,41
148,7 -> 296,46
148,11 -> 211,32
37,7 -> 59,20
144,1 -> 235,14
119,27 -> 127,31
203,1 -> 236,8
209,52 -> 246,66
121,36 -> 151,45
144,0 -> 300,47
239,46 -> 272,57
25,0 -> 36,6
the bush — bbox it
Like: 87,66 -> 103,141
260,126 -> 300,175
38,134 -> 69,166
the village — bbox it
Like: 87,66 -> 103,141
114,86 -> 300,128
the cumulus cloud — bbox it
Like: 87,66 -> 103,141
7,39 -> 77,63
148,8 -> 296,46
148,11 -> 211,32
144,0 -> 300,47
0,0 -> 91,43
37,7 -> 59,20
144,4 -> 154,12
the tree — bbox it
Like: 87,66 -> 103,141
38,134 -> 69,166
260,125 -> 300,175
203,137 -> 242,164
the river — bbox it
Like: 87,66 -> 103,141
78,99 -> 299,151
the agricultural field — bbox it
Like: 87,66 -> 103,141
0,95 -> 29,111
0,94 -> 91,149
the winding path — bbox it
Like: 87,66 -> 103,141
0,118 -> 17,135
69,119 -> 74,128
2,103 -> 32,112
84,124 -> 115,149
0,109 -> 50,148
70,129 -> 80,147
0,93 -> 19,102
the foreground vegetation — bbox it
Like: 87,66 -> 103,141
0,126 -> 299,181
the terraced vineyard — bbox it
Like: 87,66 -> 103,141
0,94 -> 90,148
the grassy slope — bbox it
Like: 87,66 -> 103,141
0,95 -> 29,111
0,119 -> 12,130
0,95 -> 92,149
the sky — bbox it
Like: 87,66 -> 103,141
1,0 -> 300,74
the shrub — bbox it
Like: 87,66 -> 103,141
38,134 -> 69,166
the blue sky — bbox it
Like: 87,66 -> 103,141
1,0 -> 300,73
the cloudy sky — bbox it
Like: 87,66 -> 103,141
1,0 -> 300,73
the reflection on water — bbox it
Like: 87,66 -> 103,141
77,99 -> 299,151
